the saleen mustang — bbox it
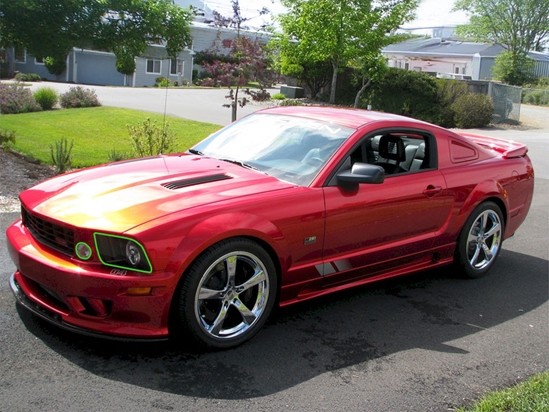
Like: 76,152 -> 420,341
7,106 -> 534,348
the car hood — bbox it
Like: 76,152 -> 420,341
20,154 -> 294,232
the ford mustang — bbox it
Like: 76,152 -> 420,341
6,106 -> 534,349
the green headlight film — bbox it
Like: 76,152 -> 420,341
94,233 -> 152,274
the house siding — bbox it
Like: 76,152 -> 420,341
74,50 -> 125,86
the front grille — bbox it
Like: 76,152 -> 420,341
22,207 -> 75,256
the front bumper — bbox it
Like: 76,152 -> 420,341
7,220 -> 176,341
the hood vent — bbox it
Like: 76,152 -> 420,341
162,174 -> 232,190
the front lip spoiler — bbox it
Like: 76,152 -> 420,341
9,273 -> 168,343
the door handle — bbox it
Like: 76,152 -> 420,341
422,185 -> 442,197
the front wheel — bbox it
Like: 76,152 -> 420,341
171,238 -> 277,349
455,202 -> 504,278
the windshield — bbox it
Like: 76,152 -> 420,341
191,113 -> 354,186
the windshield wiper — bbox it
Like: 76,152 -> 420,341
219,158 -> 260,171
188,149 -> 203,155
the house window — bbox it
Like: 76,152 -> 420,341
146,59 -> 161,74
170,58 -> 183,75
15,49 -> 26,63
35,56 -> 45,65
404,62 -> 409,70
455,67 -> 460,74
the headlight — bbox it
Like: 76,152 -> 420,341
94,233 -> 152,274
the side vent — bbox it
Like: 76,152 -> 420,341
162,174 -> 232,190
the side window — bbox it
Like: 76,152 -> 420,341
333,131 -> 435,182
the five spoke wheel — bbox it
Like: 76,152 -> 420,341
173,238 -> 277,349
457,202 -> 504,278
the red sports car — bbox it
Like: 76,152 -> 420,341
7,106 -> 534,348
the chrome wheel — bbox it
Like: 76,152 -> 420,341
194,251 -> 270,340
457,202 -> 504,278
465,209 -> 502,270
173,238 -> 277,349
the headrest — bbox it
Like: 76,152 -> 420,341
378,135 -> 406,162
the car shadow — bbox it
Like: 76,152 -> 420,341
17,249 -> 548,399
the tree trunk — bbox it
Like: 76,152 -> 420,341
232,85 -> 239,122
329,61 -> 339,104
354,77 -> 371,108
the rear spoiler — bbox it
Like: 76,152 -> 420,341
459,133 -> 528,159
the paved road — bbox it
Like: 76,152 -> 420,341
28,82 -> 273,126
1,89 -> 548,411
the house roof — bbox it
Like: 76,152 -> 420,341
383,38 -> 505,58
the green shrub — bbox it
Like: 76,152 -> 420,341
0,82 -> 42,114
451,92 -> 494,128
523,89 -> 549,106
279,99 -> 304,106
272,93 -> 286,100
437,79 -> 470,127
154,77 -> 171,87
50,138 -> 74,174
368,68 -> 441,124
107,149 -> 130,162
0,128 -> 16,151
14,73 -> 42,82
59,86 -> 101,108
34,87 -> 59,110
127,118 -> 176,157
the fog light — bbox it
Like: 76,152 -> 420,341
127,287 -> 152,296
75,242 -> 92,260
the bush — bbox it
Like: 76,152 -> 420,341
523,89 -> 549,106
107,149 -> 130,162
127,118 -> 176,157
451,92 -> 494,128
59,86 -> 101,108
437,79 -> 470,128
14,73 -> 42,82
0,82 -> 42,114
271,93 -> 286,100
154,77 -> 171,87
367,68 -> 441,124
279,99 -> 304,107
0,128 -> 16,152
50,138 -> 74,174
44,56 -> 66,76
34,87 -> 59,110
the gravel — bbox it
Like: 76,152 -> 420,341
0,150 -> 56,213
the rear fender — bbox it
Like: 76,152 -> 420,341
457,179 -> 508,231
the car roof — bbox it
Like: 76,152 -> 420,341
255,106 -> 419,129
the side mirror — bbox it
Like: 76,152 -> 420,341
337,163 -> 385,185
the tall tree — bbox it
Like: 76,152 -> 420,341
0,0 -> 104,76
454,0 -> 549,85
275,0 -> 418,104
0,0 -> 192,77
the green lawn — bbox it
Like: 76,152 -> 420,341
457,371 -> 549,412
0,107 -> 221,168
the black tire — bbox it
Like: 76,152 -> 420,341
455,201 -> 504,278
171,238 -> 277,349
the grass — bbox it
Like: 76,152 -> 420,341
457,371 -> 549,412
0,107 -> 221,168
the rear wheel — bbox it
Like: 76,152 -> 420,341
456,202 -> 504,278
172,238 -> 277,349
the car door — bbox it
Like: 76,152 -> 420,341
320,130 -> 453,285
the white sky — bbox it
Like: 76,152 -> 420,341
181,0 -> 470,29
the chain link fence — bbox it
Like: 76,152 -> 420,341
489,82 -> 522,123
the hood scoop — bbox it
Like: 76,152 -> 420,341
162,174 -> 233,190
